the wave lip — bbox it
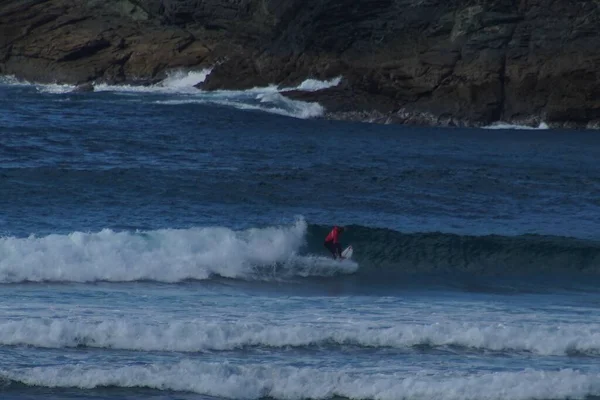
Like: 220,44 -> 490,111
0,219 -> 356,284
1,319 -> 598,356
2,362 -> 599,400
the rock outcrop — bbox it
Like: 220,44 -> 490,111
1,0 -> 599,128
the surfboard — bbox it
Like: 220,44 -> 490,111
341,245 -> 353,259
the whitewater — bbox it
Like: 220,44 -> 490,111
1,73 -> 600,400
0,219 -> 357,283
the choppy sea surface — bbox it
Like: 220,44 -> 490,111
1,72 -> 600,400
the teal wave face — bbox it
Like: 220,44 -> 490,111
305,224 -> 600,275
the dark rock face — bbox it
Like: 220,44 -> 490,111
0,0 -> 212,84
1,0 -> 599,128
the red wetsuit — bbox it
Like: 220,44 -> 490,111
325,226 -> 342,243
324,226 -> 343,258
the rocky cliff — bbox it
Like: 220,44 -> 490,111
1,0 -> 599,128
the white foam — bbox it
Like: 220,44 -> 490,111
0,219 -> 353,283
155,90 -> 325,119
281,76 -> 342,92
361,321 -> 600,356
482,122 -> 550,130
0,70 -> 210,94
0,75 -> 31,86
0,318 -> 596,355
125,72 -> 328,119
3,362 -> 599,400
37,83 -> 77,94
224,92 -> 324,119
0,70 -> 333,119
0,75 -> 77,93
94,69 -> 211,94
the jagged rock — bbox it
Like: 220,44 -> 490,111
197,50 -> 273,90
0,0 -> 599,128
0,0 -> 213,84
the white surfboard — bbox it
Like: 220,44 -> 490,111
341,245 -> 353,259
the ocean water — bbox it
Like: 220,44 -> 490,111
1,72 -> 600,400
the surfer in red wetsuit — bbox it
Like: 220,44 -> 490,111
324,226 -> 345,259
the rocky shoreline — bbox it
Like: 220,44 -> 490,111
1,0 -> 599,128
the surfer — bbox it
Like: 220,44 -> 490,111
324,226 -> 345,259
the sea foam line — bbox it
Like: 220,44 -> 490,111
146,72 -> 335,119
280,76 -> 342,92
93,69 -> 212,94
3,362 -> 599,400
1,319 -> 598,356
0,69 -> 339,119
482,122 -> 550,130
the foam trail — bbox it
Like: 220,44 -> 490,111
0,75 -> 31,86
94,71 -> 333,118
0,70 -> 210,94
281,76 -> 342,92
154,82 -> 326,119
155,95 -> 325,119
3,362 -> 599,400
37,83 -> 76,94
0,319 -> 598,355
0,219 -> 354,283
1,71 -> 334,119
0,75 -> 75,93
94,69 -> 211,94
240,91 -> 324,118
482,122 -> 550,130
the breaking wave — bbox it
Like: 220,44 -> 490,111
0,219 -> 356,283
2,219 -> 600,285
1,318 -> 599,356
1,362 -> 599,400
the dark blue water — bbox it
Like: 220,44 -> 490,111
1,76 -> 600,400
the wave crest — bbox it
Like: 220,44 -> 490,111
1,318 -> 598,356
2,362 -> 599,400
0,219 -> 356,283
